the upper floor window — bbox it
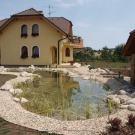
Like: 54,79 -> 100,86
21,25 -> 28,38
32,46 -> 39,58
65,47 -> 70,57
21,46 -> 28,59
32,24 -> 39,36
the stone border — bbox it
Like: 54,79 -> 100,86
0,67 -> 135,135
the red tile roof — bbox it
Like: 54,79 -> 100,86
0,18 -> 9,27
0,8 -> 72,36
47,17 -> 72,35
12,8 -> 42,16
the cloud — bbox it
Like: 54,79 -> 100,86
77,0 -> 89,5
104,26 -> 124,31
56,3 -> 74,8
75,22 -> 92,27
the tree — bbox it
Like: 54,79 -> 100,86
100,46 -> 111,61
113,44 -> 131,62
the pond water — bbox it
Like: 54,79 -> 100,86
17,71 -> 117,121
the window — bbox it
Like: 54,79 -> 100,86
65,47 -> 70,57
32,24 -> 39,36
32,46 -> 39,58
21,46 -> 28,59
21,25 -> 28,38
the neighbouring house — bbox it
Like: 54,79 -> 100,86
0,8 -> 81,66
122,29 -> 135,86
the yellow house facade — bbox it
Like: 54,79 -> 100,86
0,8 -> 80,66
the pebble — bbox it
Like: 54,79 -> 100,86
0,67 -> 135,135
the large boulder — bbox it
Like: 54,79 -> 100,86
118,85 -> 129,90
126,98 -> 135,105
128,104 -> 135,111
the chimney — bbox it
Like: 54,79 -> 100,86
38,11 -> 43,14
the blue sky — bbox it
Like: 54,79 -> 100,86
0,0 -> 135,50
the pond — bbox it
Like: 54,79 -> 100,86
15,71 -> 117,121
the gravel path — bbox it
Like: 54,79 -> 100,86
0,67 -> 135,135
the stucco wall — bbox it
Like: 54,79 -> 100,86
62,46 -> 73,62
0,16 -> 65,65
130,54 -> 135,86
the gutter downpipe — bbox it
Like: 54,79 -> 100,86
58,35 -> 68,65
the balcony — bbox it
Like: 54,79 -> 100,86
63,36 -> 82,47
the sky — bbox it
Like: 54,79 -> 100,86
0,0 -> 135,50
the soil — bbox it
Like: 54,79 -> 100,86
101,124 -> 135,135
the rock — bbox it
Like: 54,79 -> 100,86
15,89 -> 23,94
21,97 -> 28,103
25,73 -> 33,77
20,71 -> 27,77
12,98 -> 20,102
117,95 -> 132,103
107,95 -> 117,99
126,98 -> 135,105
128,104 -> 135,111
19,67 -> 25,72
119,85 -> 129,90
131,92 -> 135,98
113,98 -> 120,104
0,84 -> 12,91
120,105 -> 129,109
0,66 -> 5,72
126,88 -> 132,93
120,99 -> 125,104
117,90 -> 127,95
9,88 -> 15,94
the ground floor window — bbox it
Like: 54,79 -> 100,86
66,47 -> 70,57
21,46 -> 28,59
32,46 -> 39,58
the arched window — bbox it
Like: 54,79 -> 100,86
65,47 -> 70,57
21,46 -> 28,59
21,25 -> 28,37
32,24 -> 39,36
32,46 -> 39,58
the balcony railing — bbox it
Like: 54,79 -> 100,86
68,36 -> 82,44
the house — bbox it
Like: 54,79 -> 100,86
122,29 -> 135,86
0,8 -> 80,66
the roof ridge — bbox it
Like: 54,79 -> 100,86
13,8 -> 40,16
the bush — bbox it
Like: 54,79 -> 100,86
107,117 -> 122,130
128,114 -> 135,127
88,65 -> 96,70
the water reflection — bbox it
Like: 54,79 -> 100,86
20,71 -> 117,120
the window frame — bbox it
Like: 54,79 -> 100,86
20,46 -> 28,59
32,46 -> 40,58
31,24 -> 39,37
65,47 -> 70,57
21,24 -> 28,38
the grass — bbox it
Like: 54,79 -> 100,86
13,72 -> 113,120
80,61 -> 131,68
